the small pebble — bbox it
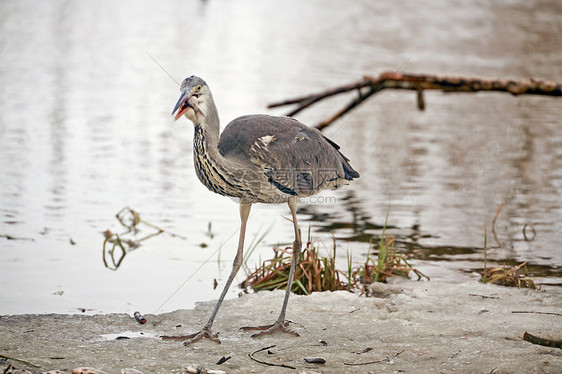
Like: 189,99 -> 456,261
304,357 -> 326,364
121,369 -> 145,374
72,368 -> 110,374
207,371 -> 226,374
186,366 -> 204,374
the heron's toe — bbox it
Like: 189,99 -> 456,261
182,328 -> 221,345
241,321 -> 299,338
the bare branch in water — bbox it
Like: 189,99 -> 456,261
269,72 -> 562,130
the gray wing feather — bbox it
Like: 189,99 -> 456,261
219,115 -> 359,196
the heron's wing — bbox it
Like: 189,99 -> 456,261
219,115 -> 358,196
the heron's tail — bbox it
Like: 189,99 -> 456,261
341,157 -> 360,180
322,135 -> 360,180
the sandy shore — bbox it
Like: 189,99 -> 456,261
1,279 -> 561,374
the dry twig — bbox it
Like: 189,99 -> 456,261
491,203 -> 503,248
523,332 -> 562,349
344,349 -> 405,366
0,354 -> 40,368
469,293 -> 500,299
248,345 -> 296,370
268,72 -> 562,130
513,311 -> 562,317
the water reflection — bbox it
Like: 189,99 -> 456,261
300,190 -> 561,283
0,0 -> 560,315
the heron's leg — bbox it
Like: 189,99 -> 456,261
241,198 -> 301,337
163,203 -> 252,345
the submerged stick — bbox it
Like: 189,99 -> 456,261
491,203 -> 504,248
103,206 -> 187,270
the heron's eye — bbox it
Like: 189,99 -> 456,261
195,85 -> 202,92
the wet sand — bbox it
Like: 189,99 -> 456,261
1,279 -> 561,373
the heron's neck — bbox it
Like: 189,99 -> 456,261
195,100 -> 222,157
194,123 -> 220,159
192,103 -> 241,196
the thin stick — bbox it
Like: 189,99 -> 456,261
0,354 -> 41,368
0,234 -> 34,241
491,203 -> 503,231
469,294 -> 500,299
513,311 -> 562,316
269,78 -> 371,110
483,224 -> 488,283
344,350 -> 405,366
522,223 -> 536,241
344,358 -> 387,366
144,50 -> 180,86
491,203 -> 504,248
248,345 -> 296,370
316,86 -> 382,130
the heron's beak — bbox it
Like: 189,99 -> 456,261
172,89 -> 192,121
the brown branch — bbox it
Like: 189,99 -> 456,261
523,332 -> 562,349
268,78 -> 372,114
269,72 -> 562,130
315,86 -> 382,130
367,72 -> 562,96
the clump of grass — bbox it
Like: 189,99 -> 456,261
481,262 -> 539,289
480,224 -> 539,289
351,230 -> 429,295
240,240 -> 348,295
241,218 -> 428,295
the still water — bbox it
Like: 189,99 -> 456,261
1,0 -> 561,315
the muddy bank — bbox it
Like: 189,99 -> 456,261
1,279 -> 561,373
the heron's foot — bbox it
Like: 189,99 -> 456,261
183,328 -> 221,345
240,320 -> 299,338
161,327 -> 221,345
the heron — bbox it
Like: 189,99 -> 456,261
170,75 -> 359,345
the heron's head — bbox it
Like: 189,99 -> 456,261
172,76 -> 212,124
